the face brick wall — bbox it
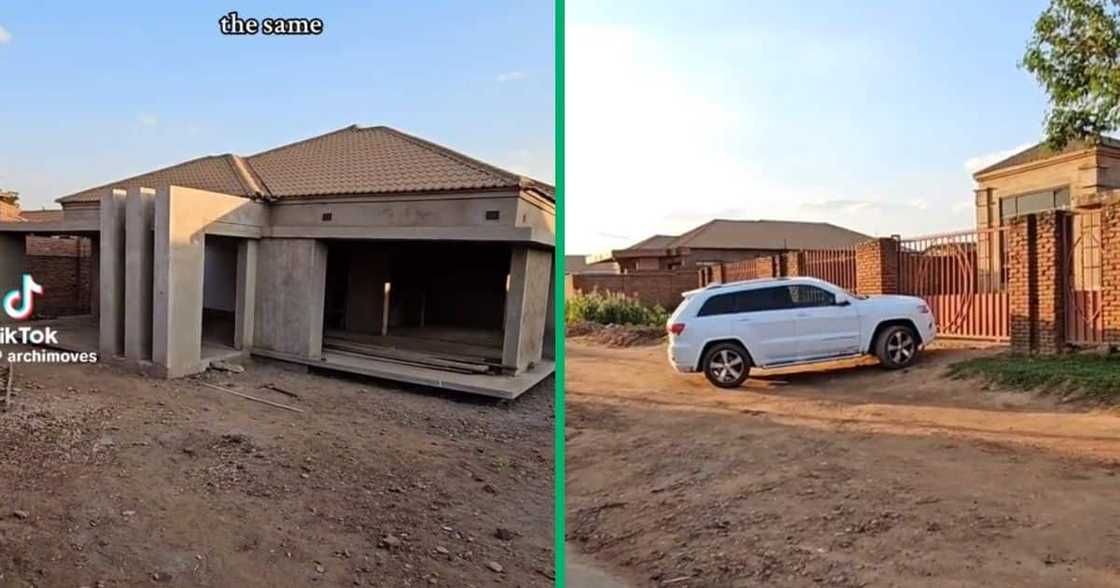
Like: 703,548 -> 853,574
855,238 -> 899,295
1007,215 -> 1034,353
1103,204 -> 1120,342
24,235 -> 93,317
571,270 -> 700,309
1034,211 -> 1066,353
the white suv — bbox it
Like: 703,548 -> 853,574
666,277 -> 936,388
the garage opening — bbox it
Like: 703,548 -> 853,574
201,235 -> 238,357
322,240 -> 510,374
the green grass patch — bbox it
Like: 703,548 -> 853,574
949,352 -> 1120,401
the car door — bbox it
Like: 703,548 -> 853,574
788,284 -> 861,360
726,286 -> 799,366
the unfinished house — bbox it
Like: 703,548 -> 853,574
0,126 -> 555,398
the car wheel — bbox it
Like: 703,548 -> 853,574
875,325 -> 919,369
702,343 -> 751,388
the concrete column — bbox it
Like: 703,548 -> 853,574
152,188 -> 205,378
501,246 -> 552,373
542,254 -> 555,360
234,239 -> 258,350
99,189 -> 127,356
89,237 -> 100,317
254,238 -> 328,359
124,188 -> 155,360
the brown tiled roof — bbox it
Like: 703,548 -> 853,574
19,210 -> 65,222
59,155 -> 260,203
565,254 -> 618,274
58,125 -> 553,203
625,234 -> 676,250
667,219 -> 870,250
973,136 -> 1120,176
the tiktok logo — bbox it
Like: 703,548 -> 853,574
3,274 -> 43,320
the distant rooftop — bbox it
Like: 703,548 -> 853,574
973,136 -> 1120,177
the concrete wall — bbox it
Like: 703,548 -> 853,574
502,246 -> 552,372
203,236 -> 238,312
267,191 -> 554,245
254,238 -> 328,359
153,186 -> 260,377
124,188 -> 155,360
99,190 -> 127,356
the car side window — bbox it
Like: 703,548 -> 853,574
789,285 -> 835,308
696,292 -> 738,316
738,286 -> 792,312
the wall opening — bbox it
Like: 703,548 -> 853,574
201,235 -> 239,352
322,240 -> 511,372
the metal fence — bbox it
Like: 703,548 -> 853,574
898,227 -> 1010,341
799,248 -> 857,290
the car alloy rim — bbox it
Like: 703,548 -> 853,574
887,331 -> 915,363
710,349 -> 744,383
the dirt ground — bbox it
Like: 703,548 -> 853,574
565,339 -> 1120,587
0,349 -> 554,587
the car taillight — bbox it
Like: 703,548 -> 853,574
668,323 -> 686,335
918,304 -> 930,314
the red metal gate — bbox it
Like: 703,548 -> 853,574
1065,211 -> 1103,344
800,248 -> 857,290
898,228 -> 1009,341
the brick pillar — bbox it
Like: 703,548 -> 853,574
855,238 -> 899,295
784,251 -> 802,277
1007,215 -> 1034,353
1036,211 -> 1066,353
1102,202 -> 1120,343
755,256 -> 775,278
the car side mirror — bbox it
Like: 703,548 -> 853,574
835,299 -> 851,307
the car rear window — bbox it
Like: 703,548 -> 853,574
696,286 -> 794,316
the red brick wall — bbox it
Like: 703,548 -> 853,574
1103,204 -> 1120,342
1008,215 -> 1033,353
783,251 -> 802,277
24,236 -> 93,317
855,238 -> 899,295
571,270 -> 700,309
1035,211 -> 1066,353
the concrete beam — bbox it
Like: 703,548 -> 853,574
501,246 -> 553,372
124,188 -> 155,360
99,189 -> 127,356
234,239 -> 258,350
254,238 -> 327,359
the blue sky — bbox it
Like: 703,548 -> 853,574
0,1 -> 554,210
567,0 -> 1053,253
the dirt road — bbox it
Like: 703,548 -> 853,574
0,353 -> 554,587
566,340 -> 1120,587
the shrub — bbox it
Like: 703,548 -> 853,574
565,290 -> 670,327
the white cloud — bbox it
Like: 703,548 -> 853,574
136,113 -> 159,127
0,25 -> 12,44
496,71 -> 527,82
964,142 -> 1033,174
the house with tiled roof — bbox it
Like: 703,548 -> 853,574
0,126 -> 555,398
594,220 -> 869,273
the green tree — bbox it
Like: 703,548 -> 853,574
1023,0 -> 1120,148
